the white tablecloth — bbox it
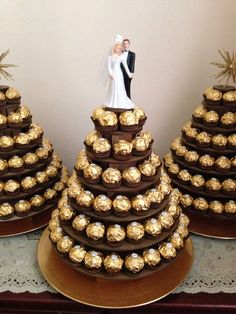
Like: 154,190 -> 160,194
0,229 -> 235,294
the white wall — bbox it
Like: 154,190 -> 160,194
1,0 -> 236,170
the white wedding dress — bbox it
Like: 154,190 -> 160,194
105,54 -> 134,109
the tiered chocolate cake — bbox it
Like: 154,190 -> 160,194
48,107 -> 189,279
0,85 -> 67,228
164,85 -> 236,236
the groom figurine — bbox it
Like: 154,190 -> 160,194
121,39 -> 135,99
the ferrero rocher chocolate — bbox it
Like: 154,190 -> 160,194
75,150 -> 90,170
143,248 -> 161,267
184,151 -> 199,163
86,222 -> 105,241
106,224 -> 126,243
159,242 -> 177,260
193,197 -> 208,211
76,190 -> 94,207
225,201 -> 236,214
72,214 -> 90,232
8,112 -> 23,124
138,130 -> 152,144
84,163 -> 102,180
204,87 -> 222,101
159,211 -> 174,229
99,111 -> 118,126
132,194 -> 150,213
127,222 -> 145,241
182,121 -> 191,133
132,137 -> 149,152
223,91 -> 236,101
204,111 -> 219,124
23,153 -> 38,166
30,195 -> 45,208
93,195 -> 112,213
222,179 -> 236,193
46,166 -> 58,177
177,169 -> 191,182
133,107 -> 146,121
185,128 -> 198,140
54,181 -> 65,192
125,253 -> 144,273
27,128 -> 39,141
144,218 -> 162,236
0,93 -> 5,101
19,106 -> 30,119
215,156 -> 231,170
176,146 -> 188,157
170,136 -> 182,151
57,236 -> 74,254
170,232 -> 184,249
0,136 -> 14,149
104,253 -> 124,273
119,111 -> 138,126
145,189 -> 163,205
69,245 -> 86,264
113,140 -> 132,155
199,154 -> 215,168
0,203 -> 14,217
0,114 -> 7,126
59,205 -> 75,221
228,134 -> 236,147
179,213 -> 190,226
6,87 -> 21,99
21,176 -> 37,190
212,134 -> 227,148
92,107 -> 105,120
102,168 -> 121,184
67,184 -> 83,199
168,163 -> 180,175
36,148 -> 49,160
113,195 -> 131,214
8,156 -> 24,169
190,174 -> 205,189
48,218 -> 59,231
196,132 -> 212,146
149,152 -> 161,167
35,171 -> 49,184
15,200 -> 31,214
15,133 -> 30,145
51,209 -> 59,219
122,167 -> 141,184
4,179 -> 20,193
138,160 -> 156,177
84,251 -> 103,270
221,112 -> 235,126
205,178 -> 221,192
0,159 -> 8,171
50,227 -> 64,243
167,204 -> 181,217
209,200 -> 224,214
158,182 -> 171,196
193,104 -> 206,119
85,130 -> 101,146
44,188 -> 57,200
93,138 -> 111,153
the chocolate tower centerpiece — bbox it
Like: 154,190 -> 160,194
164,51 -> 236,238
48,106 -> 190,279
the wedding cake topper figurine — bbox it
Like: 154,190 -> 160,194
121,38 -> 135,99
104,35 -> 135,110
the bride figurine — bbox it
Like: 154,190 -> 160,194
105,36 -> 134,109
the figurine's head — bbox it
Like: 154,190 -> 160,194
113,43 -> 123,55
123,39 -> 130,51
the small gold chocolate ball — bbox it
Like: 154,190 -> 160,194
199,154 -> 215,168
84,251 -> 103,271
27,128 -> 39,141
215,156 -> 231,170
193,197 -> 208,211
35,171 -> 49,184
159,211 -> 174,229
133,107 -> 146,121
222,179 -> 236,192
75,150 -> 90,170
138,160 -> 156,177
137,130 -> 152,144
228,134 -> 236,147
84,163 -> 102,181
0,114 -> 7,125
59,205 -> 75,222
69,245 -> 87,264
92,107 -> 105,120
57,236 -> 74,254
0,136 -> 14,148
54,181 -> 65,192
6,87 -> 21,99
99,111 -> 118,126
205,177 -> 221,192
7,112 -> 23,124
19,106 -> 30,119
184,151 -> 199,163
221,112 -> 235,126
212,134 -> 227,147
145,188 -> 163,204
159,242 -> 177,260
4,179 -> 20,193
0,203 -> 14,217
179,213 -> 190,226
102,167 -> 121,184
144,217 -> 162,236
23,153 -> 38,166
113,140 -> 132,155
8,156 -> 24,169
21,176 -> 37,190
36,148 -> 49,160
119,111 -> 138,126
106,224 -> 126,243
48,218 -> 60,231
143,248 -> 161,267
86,222 -> 105,241
14,133 -> 30,145
104,253 -> 124,273
93,194 -> 112,213
168,163 -> 180,175
167,204 -> 181,217
50,227 -> 64,243
225,200 -> 236,214
132,137 -> 149,152
67,184 -> 83,199
196,132 -> 212,145
51,209 -> 59,219
158,182 -> 171,196
113,195 -> 131,214
176,224 -> 189,238
122,167 -> 141,184
0,159 -> 8,171
176,146 -> 188,157
93,138 -> 111,154
127,222 -> 145,241
185,128 -> 198,140
76,190 -> 94,207
170,232 -> 184,249
209,200 -> 224,214
177,169 -> 191,182
182,121 -> 192,133
132,194 -> 150,213
170,137 -> 182,151
15,200 -> 31,214
204,87 -> 222,101
149,152 -> 161,167
0,92 -> 5,101
204,111 -> 219,124
85,130 -> 101,146
72,214 -> 90,232
46,166 -> 58,177
193,104 -> 206,119
190,174 -> 205,188
44,188 -> 57,200
30,195 -> 45,208
125,253 -> 145,273
223,91 -> 236,101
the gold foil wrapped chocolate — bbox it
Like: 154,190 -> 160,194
119,111 -> 138,126
159,242 -> 177,260
176,146 -> 188,157
138,160 -> 156,177
19,106 -> 30,119
177,169 -> 191,182
35,171 -> 49,184
222,179 -> 236,192
46,165 -> 58,177
48,218 -> 59,231
44,188 -> 57,200
170,232 -> 184,249
15,133 -> 30,145
59,205 -> 75,221
159,211 -> 174,229
4,179 -> 20,193
93,138 -> 111,153
184,151 -> 199,163
122,167 -> 141,183
86,222 -> 105,241
51,209 -> 59,219
67,184 -> 83,199
196,132 -> 212,145
133,107 -> 146,121
57,236 -> 74,254
170,137 -> 182,151
223,91 -> 236,101
143,248 -> 161,267
36,148 -> 49,160
179,213 -> 190,226
215,156 -> 231,170
190,174 -> 205,188
158,182 -> 171,196
92,107 -> 105,120
185,128 -> 198,140
0,114 -> 7,126
102,167 -> 121,184
113,195 -> 131,214
167,204 -> 181,217
144,218 -> 162,236
193,104 -> 206,119
0,203 -> 14,217
168,163 -> 180,175
193,197 -> 208,211
84,251 -> 103,270
104,253 -> 124,273
15,200 -> 31,214
50,227 -> 64,243
6,87 -> 21,99
145,189 -> 163,204
0,92 -> 5,101
93,194 -> 112,213
54,181 -> 65,192
23,153 -> 38,166
0,136 -> 14,148
225,200 -> 236,214
228,134 -> 236,147
113,140 -> 132,155
204,87 -> 222,101
199,154 -> 215,168
72,214 -> 90,232
8,112 -> 23,124
106,224 -> 126,243
137,130 -> 152,144
0,159 -> 8,171
127,221 -> 145,241
205,178 -> 221,192
209,200 -> 224,214
85,130 -> 101,146
149,152 -> 161,167
212,134 -> 227,148
84,163 -> 102,180
204,111 -> 219,124
76,190 -> 94,207
69,245 -> 86,264
132,194 -> 150,213
99,111 -> 118,126
132,137 -> 149,152
125,253 -> 144,273
30,194 -> 45,208
8,156 -> 24,169
21,176 -> 37,190
221,112 -> 235,126
75,150 -> 90,170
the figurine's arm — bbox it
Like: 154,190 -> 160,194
107,56 -> 113,78
130,52 -> 135,73
121,57 -> 133,78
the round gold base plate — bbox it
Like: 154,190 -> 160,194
38,228 -> 194,309
187,211 -> 236,239
0,208 -> 53,237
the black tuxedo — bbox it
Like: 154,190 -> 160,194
121,50 -> 135,99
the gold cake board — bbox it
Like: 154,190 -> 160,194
38,228 -> 194,309
0,208 -> 53,237
187,211 -> 236,239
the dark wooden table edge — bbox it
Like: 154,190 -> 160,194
0,291 -> 236,313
